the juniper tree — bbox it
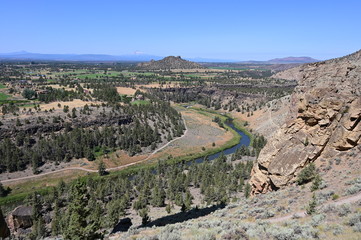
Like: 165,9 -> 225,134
306,193 -> 317,215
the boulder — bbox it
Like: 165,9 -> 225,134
7,206 -> 33,233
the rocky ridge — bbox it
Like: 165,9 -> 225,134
137,56 -> 205,70
250,49 -> 361,194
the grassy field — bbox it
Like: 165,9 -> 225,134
0,92 -> 10,100
131,100 -> 150,105
0,84 -> 6,89
0,169 -> 90,211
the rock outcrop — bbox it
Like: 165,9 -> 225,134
250,49 -> 361,194
137,56 -> 205,70
7,206 -> 33,233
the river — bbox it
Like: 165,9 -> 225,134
189,121 -> 251,164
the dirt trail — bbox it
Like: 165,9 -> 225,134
268,191 -> 361,223
1,117 -> 188,184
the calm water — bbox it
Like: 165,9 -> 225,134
189,122 -> 251,165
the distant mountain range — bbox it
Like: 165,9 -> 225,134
0,51 -> 164,62
238,57 -> 319,64
0,51 -> 319,64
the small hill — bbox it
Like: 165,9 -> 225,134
137,56 -> 205,70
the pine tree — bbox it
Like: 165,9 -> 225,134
166,204 -> 172,214
184,190 -> 193,211
0,183 -> 9,197
51,201 -> 60,236
98,160 -> 106,176
64,179 -> 98,239
139,208 -> 150,225
310,174 -> 322,192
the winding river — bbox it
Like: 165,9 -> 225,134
189,121 -> 251,165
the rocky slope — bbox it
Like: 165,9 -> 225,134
250,49 -> 361,194
137,56 -> 205,70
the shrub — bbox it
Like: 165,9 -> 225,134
337,204 -> 351,217
296,163 -> 317,185
291,223 -> 319,239
318,190 -> 334,203
311,214 -> 325,227
345,183 -> 361,195
353,223 -> 361,232
332,194 -> 340,200
332,225 -> 344,235
348,213 -> 361,226
158,225 -> 181,240
266,226 -> 296,240
196,232 -> 217,240
221,228 -> 249,240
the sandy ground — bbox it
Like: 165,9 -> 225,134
38,99 -> 102,111
116,87 -> 137,95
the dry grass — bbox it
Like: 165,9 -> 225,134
116,87 -> 137,95
38,99 -> 102,111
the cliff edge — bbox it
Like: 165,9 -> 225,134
250,50 -> 361,194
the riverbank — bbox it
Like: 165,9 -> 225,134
0,105 -> 253,209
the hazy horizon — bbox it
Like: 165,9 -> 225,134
1,0 -> 360,61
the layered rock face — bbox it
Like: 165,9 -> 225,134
250,50 -> 361,194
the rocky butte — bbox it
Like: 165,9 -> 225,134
250,50 -> 361,194
137,56 -> 205,70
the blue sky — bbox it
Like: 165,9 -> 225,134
1,0 -> 360,60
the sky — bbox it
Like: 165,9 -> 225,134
1,0 -> 360,61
